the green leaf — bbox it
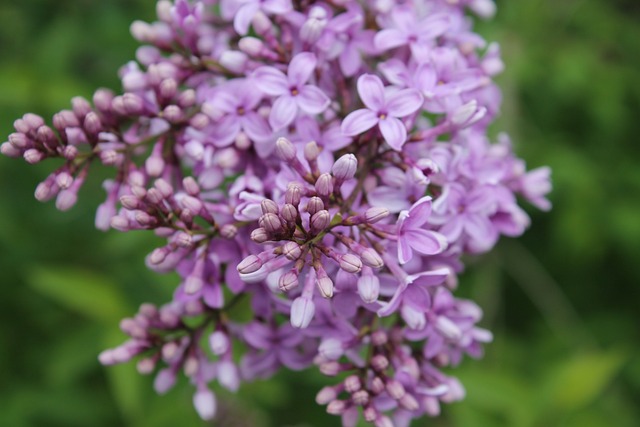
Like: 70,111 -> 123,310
26,266 -> 132,323
543,350 -> 627,413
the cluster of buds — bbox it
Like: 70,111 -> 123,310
2,0 -> 551,425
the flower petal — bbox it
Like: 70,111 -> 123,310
405,229 -> 448,255
397,237 -> 413,265
262,0 -> 292,14
297,85 -> 330,114
387,88 -> 423,117
211,115 -> 241,147
405,196 -> 433,229
374,29 -> 407,52
379,116 -> 407,151
288,52 -> 317,87
269,95 -> 297,131
339,42 -> 361,77
234,2 -> 260,35
368,186 -> 410,213
253,66 -> 289,96
341,108 -> 378,136
241,112 -> 272,142
357,74 -> 386,111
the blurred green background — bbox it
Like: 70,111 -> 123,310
0,0 -> 639,426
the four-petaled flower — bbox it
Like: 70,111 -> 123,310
341,74 -> 423,150
397,196 -> 448,264
253,52 -> 331,131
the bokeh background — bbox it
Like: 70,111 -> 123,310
0,0 -> 639,426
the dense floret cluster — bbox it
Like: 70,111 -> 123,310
1,0 -> 551,425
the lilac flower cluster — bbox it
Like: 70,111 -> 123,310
1,0 -> 551,425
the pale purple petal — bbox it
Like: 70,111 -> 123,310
253,66 -> 289,96
405,229 -> 448,255
374,29 -> 408,52
378,116 -> 407,151
387,88 -> 423,117
357,74 -> 386,111
377,279 -> 408,317
367,186 -> 410,213
269,95 -> 298,130
378,59 -> 411,87
464,213 -> 497,244
398,238 -> 413,265
341,108 -> 378,136
322,125 -> 352,150
416,63 -> 438,96
439,215 -> 464,241
339,42 -> 361,77
262,0 -> 292,14
234,2 -> 260,35
297,85 -> 330,114
288,52 -> 317,86
418,14 -> 450,40
241,112 -> 272,142
404,196 -> 433,229
211,115 -> 241,147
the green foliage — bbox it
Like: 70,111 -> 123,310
0,0 -> 639,426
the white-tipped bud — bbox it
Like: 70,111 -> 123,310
360,248 -> 384,269
278,270 -> 299,291
316,276 -> 334,298
316,386 -> 338,405
251,227 -> 269,243
291,296 -> 315,328
357,274 -> 380,303
310,210 -> 331,232
209,331 -> 230,355
275,137 -> 296,161
364,207 -> 389,223
282,241 -> 302,260
344,375 -> 362,393
306,196 -> 324,216
260,199 -> 279,215
339,254 -> 362,274
237,254 -> 263,274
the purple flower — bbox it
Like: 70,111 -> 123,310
396,196 -> 448,265
253,52 -> 330,131
203,79 -> 272,151
223,0 -> 293,35
341,74 -> 423,150
374,7 -> 450,60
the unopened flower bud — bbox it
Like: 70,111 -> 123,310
289,294 -> 316,330
278,270 -> 299,291
386,379 -> 406,400
276,137 -> 296,161
285,182 -> 303,206
310,210 -> 331,232
315,173 -> 333,197
237,254 -> 263,274
371,376 -> 386,395
209,331 -> 230,355
306,196 -> 324,216
260,199 -> 279,215
238,37 -> 264,56
220,224 -> 238,239
280,203 -> 298,223
24,149 -> 44,164
282,241 -> 302,260
352,390 -> 369,406
174,232 -> 193,248
339,253 -> 362,274
399,393 -> 420,411
251,227 -> 269,243
357,274 -> 380,303
261,213 -> 283,234
326,400 -> 347,415
316,386 -> 338,405
364,207 -> 389,223
332,153 -> 357,182
371,354 -> 389,372
304,140 -> 320,162
344,375 -> 361,393
360,248 -> 384,268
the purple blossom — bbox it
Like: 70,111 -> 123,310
2,0 -> 551,425
341,74 -> 423,150
396,196 -> 448,265
253,52 -> 330,131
